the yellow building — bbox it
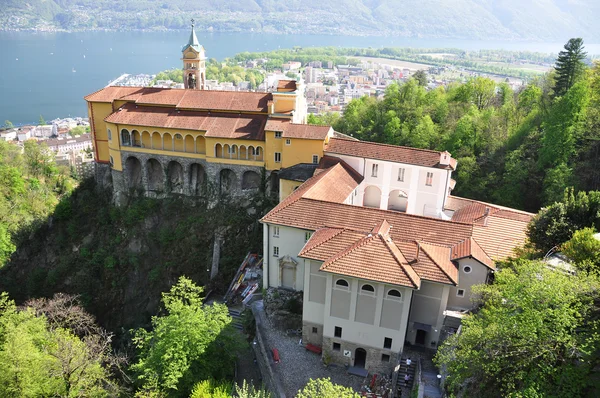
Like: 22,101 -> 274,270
85,23 -> 331,200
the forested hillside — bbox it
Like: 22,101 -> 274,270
2,0 -> 599,41
310,42 -> 600,212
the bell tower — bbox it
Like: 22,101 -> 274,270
181,19 -> 206,90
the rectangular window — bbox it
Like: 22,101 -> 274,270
109,156 -> 114,166
107,129 -> 112,140
312,155 -> 319,164
273,226 -> 280,237
275,131 -> 282,138
426,172 -> 434,186
312,327 -> 318,334
398,168 -> 405,182
333,342 -> 341,351
273,246 -> 279,257
285,139 -> 291,145
381,354 -> 391,362
371,164 -> 378,177
305,232 -> 312,242
457,289 -> 465,297
275,152 -> 281,163
384,337 -> 392,349
334,326 -> 342,338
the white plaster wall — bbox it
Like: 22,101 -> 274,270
322,274 -> 413,353
446,258 -> 490,311
406,281 -> 450,348
326,152 -> 452,217
303,259 -> 326,326
264,223 -> 312,291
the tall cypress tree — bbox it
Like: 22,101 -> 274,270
554,38 -> 587,97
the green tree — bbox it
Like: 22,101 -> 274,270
38,115 -> 46,126
0,293 -> 121,397
296,378 -> 360,398
189,379 -> 232,398
3,120 -> 13,129
233,380 -> 271,398
131,276 -> 236,396
69,126 -> 86,136
562,227 -> 600,274
554,38 -> 588,97
435,259 -> 600,397
413,70 -> 428,86
527,189 -> 600,253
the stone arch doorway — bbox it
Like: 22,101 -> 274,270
167,161 -> 184,194
363,185 -> 381,208
388,190 -> 408,212
354,348 -> 367,369
220,169 -> 236,194
147,158 -> 164,192
242,170 -> 261,191
188,163 -> 206,196
125,156 -> 142,190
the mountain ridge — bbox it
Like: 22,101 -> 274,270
1,0 -> 599,41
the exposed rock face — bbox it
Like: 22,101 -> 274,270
264,287 -> 303,331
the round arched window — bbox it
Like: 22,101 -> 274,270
174,133 -> 183,140
387,289 -> 402,298
335,279 -> 349,288
463,266 -> 472,274
361,284 -> 375,293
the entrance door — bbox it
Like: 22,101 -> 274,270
281,267 -> 294,289
415,329 -> 427,345
354,348 -> 367,368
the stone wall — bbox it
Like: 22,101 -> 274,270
251,301 -> 286,398
95,151 -> 275,203
322,336 -> 398,374
302,320 -> 324,347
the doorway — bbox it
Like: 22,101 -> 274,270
415,329 -> 427,345
354,348 -> 367,368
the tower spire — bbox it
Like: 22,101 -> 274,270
181,18 -> 206,90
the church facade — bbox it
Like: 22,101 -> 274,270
85,23 -> 313,201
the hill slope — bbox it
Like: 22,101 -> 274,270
1,0 -> 599,41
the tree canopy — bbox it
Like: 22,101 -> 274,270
131,276 -> 238,397
554,38 -> 588,97
296,378 -> 360,398
435,259 -> 600,397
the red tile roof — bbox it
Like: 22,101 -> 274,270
85,86 -> 271,113
451,238 -> 495,270
418,242 -> 458,284
277,80 -> 297,91
300,226 -> 420,288
325,138 -> 455,170
104,104 -> 267,140
265,119 -> 332,140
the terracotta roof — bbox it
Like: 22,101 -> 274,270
451,238 -> 495,270
277,80 -> 297,91
265,119 -> 332,140
85,86 -> 271,113
418,242 -> 458,284
104,104 -> 266,140
262,197 -> 474,247
84,86 -> 144,102
447,195 -> 534,224
472,216 -> 529,260
301,226 -> 420,288
325,138 -> 455,170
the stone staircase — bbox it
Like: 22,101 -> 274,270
229,308 -> 244,331
396,358 -> 416,390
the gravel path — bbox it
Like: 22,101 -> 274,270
261,325 -> 364,397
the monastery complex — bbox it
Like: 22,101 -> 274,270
85,25 -> 534,374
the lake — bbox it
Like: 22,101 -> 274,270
1,30 -> 599,125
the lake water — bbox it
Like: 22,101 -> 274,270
1,30 -> 599,125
